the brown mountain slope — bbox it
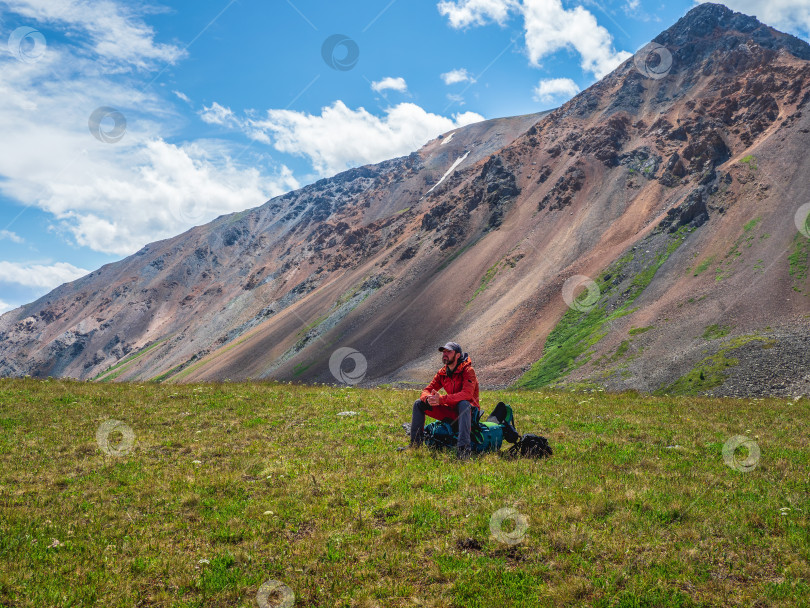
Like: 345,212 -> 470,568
1,3 -> 809,397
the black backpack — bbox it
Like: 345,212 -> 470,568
507,433 -> 553,459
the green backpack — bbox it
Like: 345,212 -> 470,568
424,402 -> 519,453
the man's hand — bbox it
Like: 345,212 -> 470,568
427,389 -> 441,407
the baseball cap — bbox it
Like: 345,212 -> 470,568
438,341 -> 462,354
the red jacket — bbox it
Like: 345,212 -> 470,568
420,355 -> 480,422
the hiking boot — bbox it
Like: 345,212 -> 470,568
456,446 -> 473,461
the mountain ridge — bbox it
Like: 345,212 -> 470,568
2,3 -> 809,398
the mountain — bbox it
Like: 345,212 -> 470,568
1,3 -> 809,397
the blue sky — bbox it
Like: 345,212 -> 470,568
1,0 -> 809,314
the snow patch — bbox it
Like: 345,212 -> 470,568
424,150 -> 470,196
440,132 -> 454,145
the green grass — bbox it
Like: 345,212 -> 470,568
743,217 -> 761,233
739,155 -> 758,171
628,326 -> 654,336
614,340 -> 630,358
692,256 -> 714,276
715,217 -> 762,282
788,232 -> 809,293
515,227 -> 691,389
702,324 -> 731,340
467,262 -> 501,305
657,335 -> 775,396
93,337 -> 171,382
0,378 -> 808,607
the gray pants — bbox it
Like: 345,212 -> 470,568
410,399 -> 471,449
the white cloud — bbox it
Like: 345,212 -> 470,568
247,101 -> 485,177
0,260 -> 89,289
0,299 -> 14,314
521,0 -> 632,78
200,102 -> 239,127
0,0 -> 185,69
533,77 -> 581,103
0,230 -> 24,244
45,139 -> 300,256
371,77 -> 408,93
437,0 -> 519,27
441,68 -> 476,85
0,2 -> 300,258
695,0 -> 810,37
438,0 -> 632,78
173,90 -> 191,103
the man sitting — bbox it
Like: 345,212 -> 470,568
406,341 -> 480,460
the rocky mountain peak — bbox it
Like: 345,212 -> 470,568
1,5 -> 808,398
656,2 -> 810,62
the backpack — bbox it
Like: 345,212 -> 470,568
422,402 -> 553,459
423,402 -> 516,454
507,434 -> 553,459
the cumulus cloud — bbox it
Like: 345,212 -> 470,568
533,77 -> 581,103
0,1 -> 299,258
43,139 -> 299,255
371,77 -> 408,93
0,260 -> 89,289
438,0 -> 631,78
0,0 -> 185,69
246,101 -> 485,177
437,0 -> 519,27
696,0 -> 810,37
0,230 -> 24,244
200,102 -> 240,127
523,1 -> 632,78
441,68 -> 476,85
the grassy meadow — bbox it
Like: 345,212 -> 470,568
0,378 -> 808,607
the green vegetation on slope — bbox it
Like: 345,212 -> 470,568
0,379 -> 808,607
656,335 -> 776,396
93,337 -> 170,382
788,231 -> 809,293
514,226 -> 691,390
692,255 -> 714,276
702,324 -> 731,340
715,216 -> 764,282
468,262 -> 501,305
739,154 -> 758,171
